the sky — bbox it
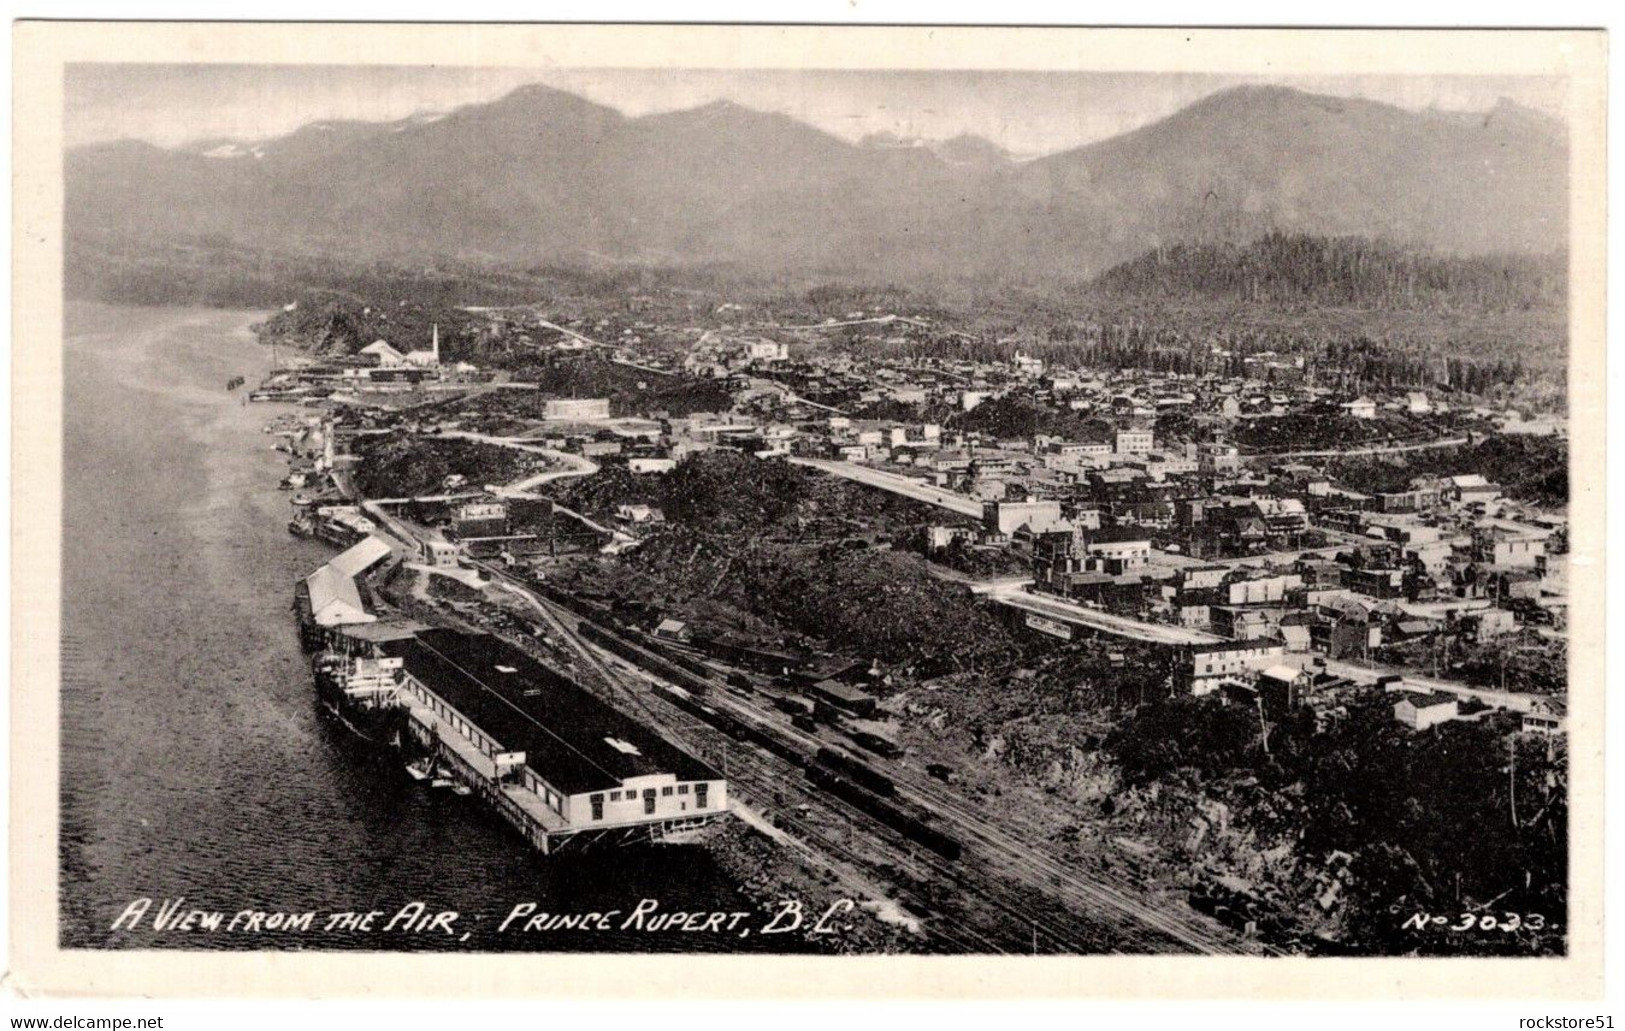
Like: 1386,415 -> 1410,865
63,65 -> 1569,158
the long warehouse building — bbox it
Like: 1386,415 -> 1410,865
362,627 -> 728,849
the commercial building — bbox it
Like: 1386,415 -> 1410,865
1183,639 -> 1288,694
1114,428 -> 1154,454
1084,537 -> 1152,575
983,499 -> 1066,536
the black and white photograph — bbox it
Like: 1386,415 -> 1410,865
7,19 -> 1607,1002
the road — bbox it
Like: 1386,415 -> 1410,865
420,432 -> 637,549
754,380 -> 847,415
1319,657 -> 1539,713
435,429 -> 599,497
987,585 -> 1542,712
753,314 -> 931,332
788,457 -> 983,518
789,457 -> 1199,572
1243,436 -> 1469,460
988,585 -> 1223,646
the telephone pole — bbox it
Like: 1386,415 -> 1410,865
1508,736 -> 1520,828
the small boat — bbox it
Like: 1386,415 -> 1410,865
449,783 -> 472,797
430,777 -> 454,790
404,759 -> 433,782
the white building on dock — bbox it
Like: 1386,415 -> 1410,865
330,627 -> 729,853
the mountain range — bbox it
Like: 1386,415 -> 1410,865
66,82 -> 1568,284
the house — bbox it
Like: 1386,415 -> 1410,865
1084,536 -> 1152,575
1256,664 -> 1311,719
452,502 -> 509,539
1211,606 -> 1278,641
1311,609 -> 1381,660
1197,442 -> 1242,476
745,340 -> 788,362
1481,535 -> 1544,569
1347,567 -> 1406,599
1375,488 -> 1441,514
926,525 -> 975,550
420,538 -> 460,569
628,457 -> 678,475
1393,692 -> 1459,731
1469,608 -> 1519,641
1522,698 -> 1566,736
1341,397 -> 1378,420
1279,618 -> 1312,653
1181,565 -> 1229,591
1495,570 -> 1542,601
1406,391 -> 1432,415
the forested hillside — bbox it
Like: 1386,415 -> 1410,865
1094,234 -> 1565,311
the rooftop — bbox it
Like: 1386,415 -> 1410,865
1397,691 -> 1460,710
386,629 -> 719,796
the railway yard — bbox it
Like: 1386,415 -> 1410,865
355,486 -> 1267,954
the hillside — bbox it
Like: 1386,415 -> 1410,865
1094,233 -> 1565,312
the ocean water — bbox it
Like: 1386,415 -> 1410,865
59,303 -> 793,953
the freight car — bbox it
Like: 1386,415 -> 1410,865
576,620 -> 713,696
805,767 -> 962,861
635,635 -> 714,679
813,747 -> 895,797
849,730 -> 904,759
531,581 -> 616,625
774,694 -> 815,717
652,682 -> 810,767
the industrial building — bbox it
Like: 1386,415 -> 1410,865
295,535 -> 395,650
334,627 -> 731,851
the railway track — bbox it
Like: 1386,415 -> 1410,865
479,570 -> 1110,952
475,564 -> 1262,955
476,570 -> 1035,952
597,660 -> 1148,955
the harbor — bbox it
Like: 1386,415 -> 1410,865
299,537 -> 732,856
60,303 -> 775,952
